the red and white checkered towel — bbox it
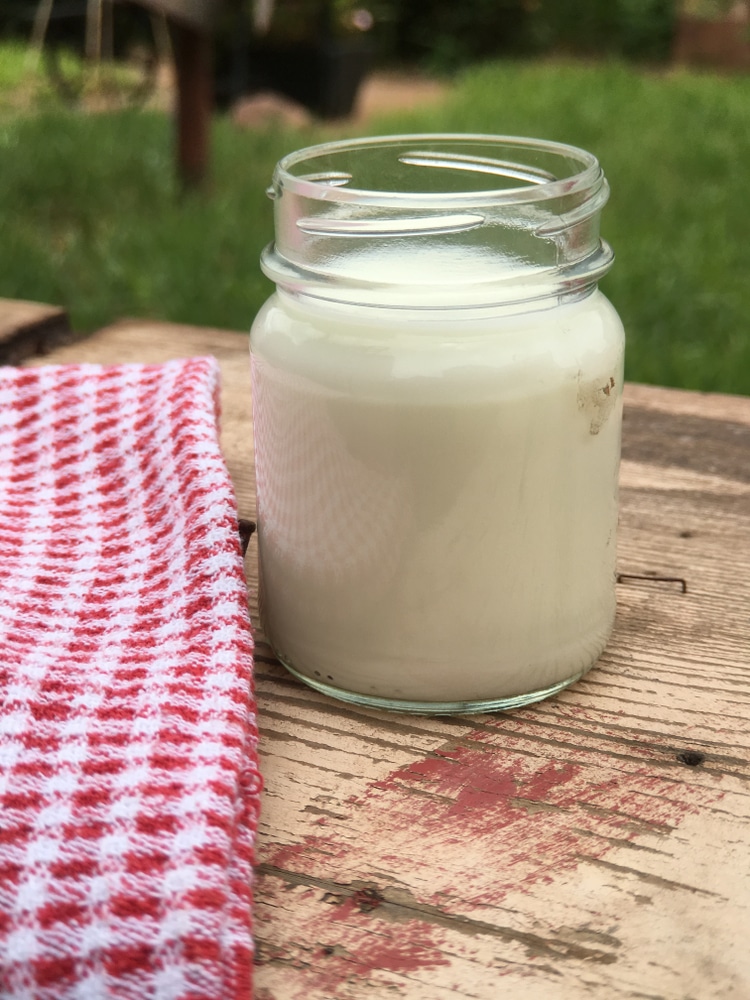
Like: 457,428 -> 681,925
0,359 -> 260,999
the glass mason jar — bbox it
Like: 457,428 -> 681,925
250,134 -> 624,714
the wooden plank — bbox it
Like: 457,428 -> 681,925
172,22 -> 213,190
27,321 -> 750,999
625,381 -> 750,427
0,298 -> 73,365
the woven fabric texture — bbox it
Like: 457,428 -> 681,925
0,359 -> 260,999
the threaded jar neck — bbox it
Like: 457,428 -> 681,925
262,133 -> 614,310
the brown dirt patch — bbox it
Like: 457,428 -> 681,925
354,71 -> 452,123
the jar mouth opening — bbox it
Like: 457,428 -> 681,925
273,133 -> 602,209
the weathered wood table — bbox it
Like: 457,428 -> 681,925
27,319 -> 750,999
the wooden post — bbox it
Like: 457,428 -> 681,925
101,0 -> 114,62
116,0 -> 218,191
85,0 -> 102,62
172,20 -> 213,191
28,0 -> 55,69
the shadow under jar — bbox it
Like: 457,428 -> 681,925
250,134 -> 624,714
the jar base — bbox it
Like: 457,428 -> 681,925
275,655 -> 596,715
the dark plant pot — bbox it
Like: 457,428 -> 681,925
215,35 -> 373,119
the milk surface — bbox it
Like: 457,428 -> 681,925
250,285 -> 624,705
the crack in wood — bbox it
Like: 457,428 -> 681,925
607,671 -> 750,696
376,780 -> 457,805
259,707 -> 451,759
553,925 -> 623,948
257,724 -> 396,766
574,680 -> 750,727
575,674 -> 734,699
509,796 -> 566,815
466,714 -> 749,776
625,993 -> 668,1000
258,760 -> 359,781
532,704 -> 749,758
258,686 -> 749,779
254,688 -> 475,743
256,864 -> 620,965
574,854 -> 726,897
570,827 -> 673,856
577,801 -> 675,834
302,805 -> 351,820
495,959 -> 565,977
255,649 -> 747,744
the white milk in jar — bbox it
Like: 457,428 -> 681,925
251,135 -> 624,713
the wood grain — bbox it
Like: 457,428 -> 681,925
0,297 -> 73,365
624,381 -> 750,427
28,320 -> 750,1000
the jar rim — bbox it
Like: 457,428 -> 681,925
273,133 -> 603,209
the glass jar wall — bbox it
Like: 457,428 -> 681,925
250,134 -> 625,713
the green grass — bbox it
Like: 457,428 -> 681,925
0,40 -> 47,112
1,53 -> 749,394
0,41 -> 29,89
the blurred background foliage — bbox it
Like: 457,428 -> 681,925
0,0 -> 749,393
374,0 -> 678,71
211,0 -> 740,71
2,0 -> 729,70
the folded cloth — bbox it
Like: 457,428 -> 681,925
0,359 -> 260,999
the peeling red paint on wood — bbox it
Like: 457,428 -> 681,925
322,916 -> 450,976
372,751 -> 582,821
266,738 -> 724,901
256,878 -> 452,995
